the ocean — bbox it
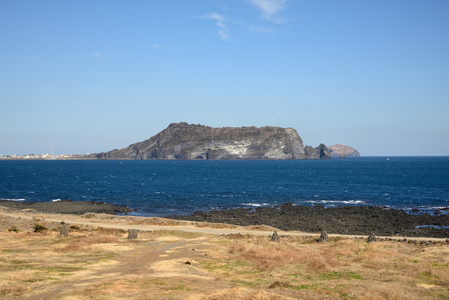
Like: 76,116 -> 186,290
1,157 -> 448,217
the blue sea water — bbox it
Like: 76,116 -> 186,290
0,157 -> 448,217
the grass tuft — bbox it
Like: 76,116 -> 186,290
33,224 -> 47,233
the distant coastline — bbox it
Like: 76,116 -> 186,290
0,154 -> 90,160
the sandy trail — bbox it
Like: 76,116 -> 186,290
1,209 -> 446,242
23,239 -> 191,300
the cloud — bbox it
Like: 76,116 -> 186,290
92,52 -> 102,59
247,0 -> 288,23
203,12 -> 231,40
152,44 -> 171,50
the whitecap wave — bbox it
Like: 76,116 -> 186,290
426,206 -> 449,210
51,199 -> 62,202
306,200 -> 365,205
0,198 -> 26,201
242,203 -> 269,207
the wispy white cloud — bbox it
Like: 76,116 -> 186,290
92,52 -> 102,59
247,0 -> 288,23
203,12 -> 231,40
152,44 -> 171,50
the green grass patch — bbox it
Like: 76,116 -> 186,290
203,260 -> 250,272
41,265 -> 82,273
231,279 -> 261,288
170,284 -> 189,291
293,283 -> 321,290
2,249 -> 30,253
319,271 -> 362,280
429,262 -> 448,269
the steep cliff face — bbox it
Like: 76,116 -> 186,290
94,123 -> 331,160
328,144 -> 360,157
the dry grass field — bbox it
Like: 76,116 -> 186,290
0,210 -> 448,299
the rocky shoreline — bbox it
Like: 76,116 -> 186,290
1,200 -> 448,238
0,199 -> 133,215
169,203 -> 449,238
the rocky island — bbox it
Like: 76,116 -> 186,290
328,144 -> 360,157
92,122 -> 331,160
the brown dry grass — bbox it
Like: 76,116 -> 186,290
55,235 -> 118,252
217,236 -> 449,299
199,287 -> 293,299
0,210 -> 448,299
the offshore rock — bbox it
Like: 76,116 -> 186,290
93,123 -> 331,160
329,144 -> 360,157
304,144 -> 332,159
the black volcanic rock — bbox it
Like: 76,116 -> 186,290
92,123 -> 331,160
170,204 -> 449,238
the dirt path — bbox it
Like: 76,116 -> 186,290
2,208 -> 449,300
1,209 -> 446,242
23,240 -> 189,299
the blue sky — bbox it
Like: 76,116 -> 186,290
1,0 -> 448,156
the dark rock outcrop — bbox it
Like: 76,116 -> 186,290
170,204 -> 449,238
92,123 -> 331,160
304,144 -> 332,159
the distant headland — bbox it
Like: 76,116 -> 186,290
1,123 -> 361,160
90,122 -> 332,160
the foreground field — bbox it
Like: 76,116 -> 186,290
1,210 -> 449,299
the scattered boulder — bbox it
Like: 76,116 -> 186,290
60,224 -> 69,237
338,154 -> 347,159
128,229 -> 138,239
270,231 -> 280,242
367,232 -> 377,243
319,231 -> 329,243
